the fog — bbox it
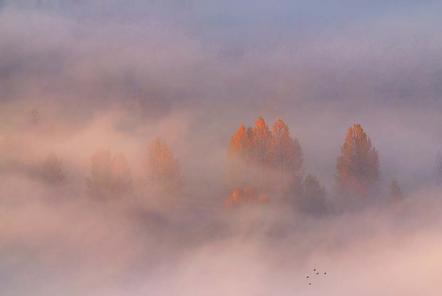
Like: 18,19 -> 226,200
1,1 -> 442,295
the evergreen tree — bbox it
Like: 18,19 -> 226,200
229,124 -> 251,161
227,117 -> 304,204
147,138 -> 182,193
40,153 -> 65,185
336,124 -> 379,198
299,174 -> 327,215
229,117 -> 303,173
271,119 -> 303,174
251,117 -> 272,165
389,179 -> 403,202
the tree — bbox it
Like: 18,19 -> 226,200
270,119 -> 303,175
147,138 -> 182,193
229,117 -> 302,173
87,150 -> 132,198
298,175 -> 327,215
336,124 -> 379,198
39,153 -> 65,185
389,179 -> 403,202
225,186 -> 270,207
251,117 -> 272,165
228,117 -> 304,204
229,124 -> 252,161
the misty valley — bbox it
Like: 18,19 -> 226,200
2,1 -> 442,296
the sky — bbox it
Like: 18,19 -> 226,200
1,1 -> 442,295
3,0 -> 442,186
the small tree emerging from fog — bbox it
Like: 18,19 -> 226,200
336,124 -> 379,198
299,174 -> 327,215
87,150 -> 132,198
40,153 -> 65,185
389,179 -> 403,202
147,138 -> 182,193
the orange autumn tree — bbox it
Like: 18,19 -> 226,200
336,124 -> 379,199
270,119 -> 303,179
229,117 -> 302,171
227,117 -> 303,206
225,187 -> 270,207
251,117 -> 272,164
230,124 -> 252,162
147,138 -> 182,193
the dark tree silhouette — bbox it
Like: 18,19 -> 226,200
389,179 -> 403,202
39,153 -> 65,185
299,174 -> 327,215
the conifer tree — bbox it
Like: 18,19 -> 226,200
227,117 -> 304,204
147,138 -> 182,193
389,179 -> 403,202
40,153 -> 65,185
251,117 -> 272,165
336,124 -> 379,198
299,174 -> 327,214
271,119 -> 303,174
229,124 -> 251,161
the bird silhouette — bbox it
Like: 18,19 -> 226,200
306,267 -> 328,285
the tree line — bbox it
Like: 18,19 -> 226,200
38,137 -> 182,200
226,117 -> 401,213
36,116 -> 441,213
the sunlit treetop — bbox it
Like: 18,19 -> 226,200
336,124 -> 379,197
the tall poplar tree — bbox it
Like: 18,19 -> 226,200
336,124 -> 379,198
147,138 -> 182,193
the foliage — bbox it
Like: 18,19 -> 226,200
336,124 -> 379,198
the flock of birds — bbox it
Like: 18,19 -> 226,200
306,268 -> 327,286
